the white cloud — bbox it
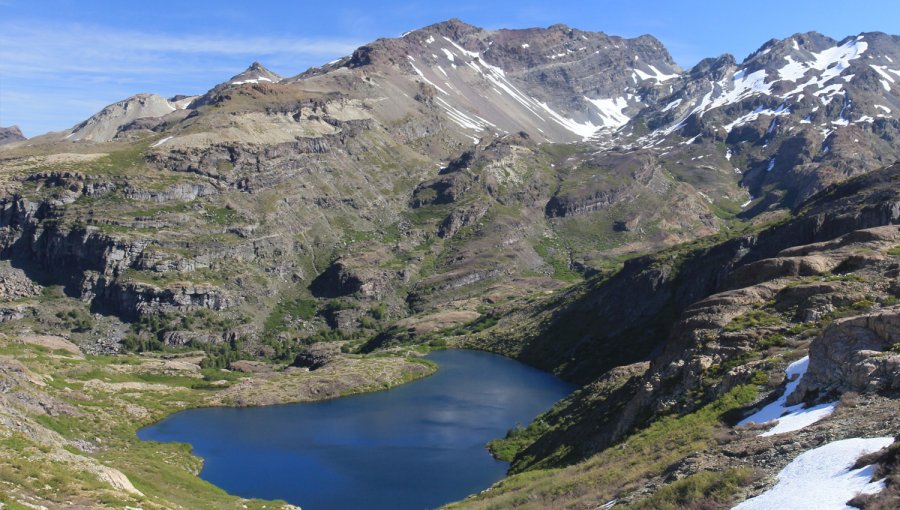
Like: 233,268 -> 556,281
0,21 -> 363,135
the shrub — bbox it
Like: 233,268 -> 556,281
759,334 -> 786,349
371,303 -> 388,321
750,370 -> 769,385
624,468 -> 759,509
724,310 -> 781,332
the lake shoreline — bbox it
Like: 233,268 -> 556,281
138,349 -> 576,510
0,339 -> 446,510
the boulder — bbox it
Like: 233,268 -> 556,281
228,360 -> 273,373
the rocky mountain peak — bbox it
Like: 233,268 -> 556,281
617,27 -> 900,209
66,93 -> 191,142
0,125 -> 26,146
687,54 -> 738,80
227,62 -> 282,85
416,18 -> 483,40
313,19 -> 683,143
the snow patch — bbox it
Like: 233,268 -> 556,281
150,136 -> 173,148
640,68 -> 774,144
682,134 -> 701,145
535,99 -> 602,138
661,98 -> 682,112
450,37 -> 604,139
230,76 -> 273,86
731,437 -> 893,510
696,69 -> 772,120
584,96 -> 631,129
441,37 -> 479,59
406,56 -> 449,95
435,97 -> 489,131
738,356 -> 837,436
170,96 -> 196,110
723,104 -> 790,133
633,64 -> 679,83
814,83 -> 845,105
440,48 -> 456,62
521,43 -> 530,49
777,56 -> 808,82
870,65 -> 896,86
776,38 -> 867,86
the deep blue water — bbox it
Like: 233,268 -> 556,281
137,349 -> 575,510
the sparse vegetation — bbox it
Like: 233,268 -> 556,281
724,309 -> 782,332
623,468 -> 759,510
449,385 -> 759,509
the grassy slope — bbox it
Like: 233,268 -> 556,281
446,386 -> 758,509
0,338 -> 435,509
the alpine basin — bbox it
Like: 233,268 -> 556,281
138,349 -> 575,509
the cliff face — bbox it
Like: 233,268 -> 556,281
461,166 -> 900,473
0,193 -> 233,320
790,306 -> 900,401
471,164 -> 900,384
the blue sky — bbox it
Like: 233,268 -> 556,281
2,0 -> 898,137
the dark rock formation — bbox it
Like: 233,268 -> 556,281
311,256 -> 395,300
291,342 -> 340,370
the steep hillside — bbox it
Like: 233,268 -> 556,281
0,20 -> 753,360
615,32 -> 900,210
450,163 -> 900,510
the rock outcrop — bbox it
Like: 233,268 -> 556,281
0,264 -> 42,300
291,342 -> 341,370
790,306 -> 900,402
0,126 -> 26,145
311,254 -> 396,300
